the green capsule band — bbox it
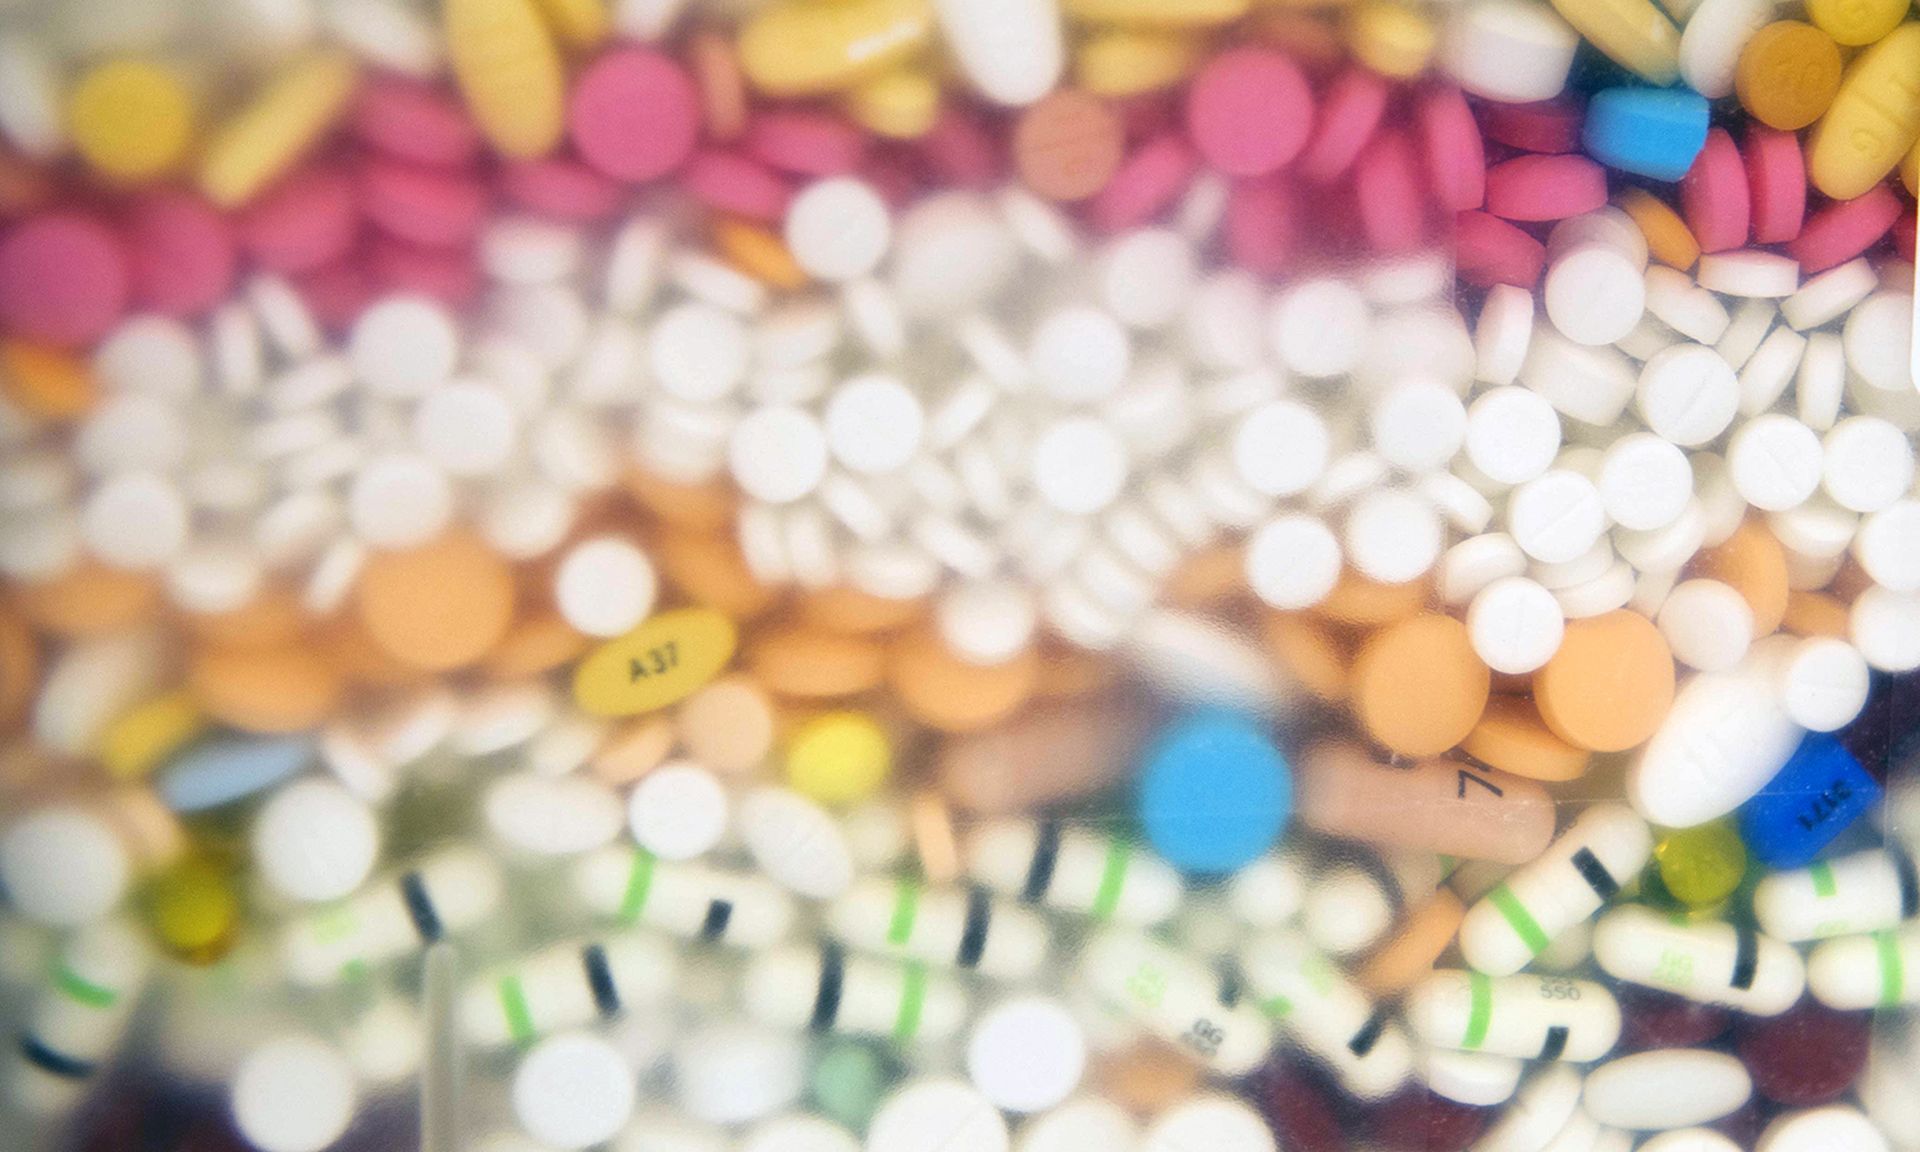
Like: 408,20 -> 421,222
1089,840 -> 1130,923
1878,931 -> 1905,1007
1809,861 -> 1837,898
1258,995 -> 1293,1021
1487,885 -> 1550,956
887,879 -> 921,947
893,963 -> 928,1043
51,963 -> 117,1009
497,975 -> 535,1046
1462,971 -> 1493,1050
618,848 -> 657,925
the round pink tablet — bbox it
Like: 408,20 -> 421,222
919,104 -> 1002,190
1299,66 -> 1388,183
1184,47 -> 1313,177
359,159 -> 490,249
239,165 -> 361,274
369,237 -> 479,307
1419,86 -> 1487,212
498,157 -> 628,223
1481,100 -> 1583,154
1785,184 -> 1902,273
294,259 -> 377,332
680,150 -> 792,221
570,47 -> 702,184
1483,154 -> 1607,221
1354,128 -> 1426,253
1455,209 -> 1547,288
743,109 -> 869,177
0,211 -> 129,345
857,152 -> 921,209
1226,173 -> 1296,275
122,191 -> 236,319
352,77 -> 482,169
1743,126 -> 1805,246
1680,127 -> 1750,254
1089,132 -> 1199,232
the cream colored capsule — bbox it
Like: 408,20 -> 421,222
1593,906 -> 1804,1015
1080,930 -> 1273,1075
571,846 -> 797,948
1408,970 -> 1621,1062
1238,931 -> 1413,1099
1808,922 -> 1920,1010
965,818 -> 1182,925
826,876 -> 1050,980
1459,804 -> 1653,976
1753,845 -> 1917,942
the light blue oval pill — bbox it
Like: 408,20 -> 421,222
1137,710 -> 1290,875
157,736 -> 313,813
1581,87 -> 1710,181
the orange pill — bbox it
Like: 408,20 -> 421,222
0,609 -> 37,728
321,614 -> 429,689
1261,611 -> 1352,702
355,531 -> 515,672
688,29 -> 748,142
888,624 -> 1039,734
1013,87 -> 1126,202
1033,641 -> 1120,699
483,612 -> 591,679
589,716 -> 677,786
1460,695 -> 1592,782
621,468 -> 736,533
653,530 -> 781,621
189,642 -> 342,733
912,790 -> 961,883
1534,610 -> 1676,752
677,674 -> 777,774
12,562 -> 158,638
749,625 -> 887,699
1097,1041 -> 1203,1116
1736,21 -> 1842,131
1356,888 -> 1466,998
1616,188 -> 1700,271
1314,569 -> 1431,627
181,586 -> 305,650
797,585 -> 924,635
1349,614 -> 1490,757
0,339 -> 96,420
1783,590 -> 1850,639
1164,544 -> 1248,609
1691,519 -> 1788,639
713,217 -> 808,290
1299,741 -> 1557,863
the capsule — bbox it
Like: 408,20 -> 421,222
742,943 -> 967,1045
281,846 -> 503,986
1224,849 -> 1306,930
571,846 -> 797,948
1753,843 -> 1916,942
461,932 -> 678,1048
1408,970 -> 1621,1063
1460,804 -> 1653,976
965,818 -> 1182,925
1303,847 -> 1447,956
825,877 -> 1049,980
1080,930 -> 1273,1075
1593,906 -> 1804,1015
1808,922 -> 1920,1010
1237,931 -> 1412,1099
9,919 -> 151,1115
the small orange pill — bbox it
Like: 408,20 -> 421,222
1691,518 -> 1789,639
1356,888 -> 1467,998
1314,569 -> 1431,627
1164,544 -> 1248,609
888,624 -> 1039,734
621,467 -> 736,533
484,612 -> 591,679
688,29 -> 748,142
321,615 -> 429,689
1098,1041 -> 1203,1116
797,585 -> 924,635
0,609 -> 37,728
653,530 -> 782,621
1033,642 -> 1120,699
1534,610 -> 1676,752
677,674 -> 777,774
1350,614 -> 1490,757
589,716 -> 677,786
1460,695 -> 1593,782
0,339 -> 96,420
1736,21 -> 1842,131
12,562 -> 158,638
1616,189 -> 1700,271
1013,88 -> 1126,202
181,586 -> 305,650
713,218 -> 808,290
1783,590 -> 1850,639
189,642 -> 342,733
749,625 -> 887,699
1261,611 -> 1352,702
356,530 -> 516,672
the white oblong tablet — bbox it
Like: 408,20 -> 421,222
1344,488 -> 1443,585
1370,379 -> 1467,473
1582,1049 -> 1750,1131
1142,1095 -> 1274,1152
1756,1106 -> 1889,1152
1268,278 -> 1369,378
967,996 -> 1086,1114
1466,385 -> 1562,485
628,761 -> 728,861
1545,242 -> 1645,346
1821,416 -> 1913,514
1728,414 -> 1823,512
82,470 -> 189,569
785,177 -> 892,283
1656,580 -> 1753,672
1636,343 -> 1739,447
731,405 -> 829,505
868,1077 -> 1009,1152
1468,576 -> 1565,674
1032,416 -> 1129,515
1598,432 -> 1691,531
1425,1048 -> 1523,1107
739,787 -> 854,900
1029,304 -> 1131,405
1245,514 -> 1341,611
512,1032 -> 637,1151
485,772 -> 625,857
1440,532 -> 1529,605
1015,1097 -> 1140,1152
1509,469 -> 1606,564
251,779 -> 379,903
741,1114 -> 860,1152
825,373 -> 924,476
232,1035 -> 359,1152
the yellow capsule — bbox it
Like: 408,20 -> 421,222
532,0 -> 610,46
97,691 -> 206,781
1805,0 -> 1906,46
1075,29 -> 1203,97
1808,23 -> 1920,200
1546,0 -> 1681,83
786,711 -> 893,806
1346,1 -> 1436,78
1654,822 -> 1748,910
573,608 -> 739,717
145,856 -> 239,965
198,50 -> 358,208
739,0 -> 935,97
844,66 -> 942,138
1065,0 -> 1252,24
68,60 -> 196,182
445,0 -> 567,160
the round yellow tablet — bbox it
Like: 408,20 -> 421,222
786,710 -> 892,806
69,60 -> 196,182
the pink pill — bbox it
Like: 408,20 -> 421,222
1090,132 -> 1199,232
1896,211 -> 1915,265
743,109 -> 869,177
1455,209 -> 1546,288
1744,126 -> 1806,245
1681,127 -> 1749,254
498,157 -> 627,223
0,211 -> 129,345
857,151 -> 921,209
570,47 -> 702,184
369,237 -> 479,308
918,103 -> 1002,190
352,78 -> 482,169
1419,86 -> 1486,212
1785,184 -> 1902,273
359,159 -> 490,249
1184,47 -> 1313,177
680,150 -> 792,222
294,259 -> 377,332
1354,128 -> 1426,253
1225,173 -> 1296,276
1480,100 -> 1583,154
239,165 -> 361,274
1117,93 -> 1177,143
122,191 -> 236,319
1483,154 -> 1607,221
1299,67 -> 1388,184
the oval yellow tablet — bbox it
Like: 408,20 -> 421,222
1346,1 -> 1436,78
573,608 -> 739,717
98,690 -> 205,781
1804,0 -> 1905,46
844,66 -> 941,139
1808,24 -> 1920,200
69,60 -> 195,182
1546,0 -> 1680,84
1065,0 -> 1252,24
738,0 -> 935,97
786,710 -> 892,806
531,0 -> 609,46
1075,30 -> 1203,97
445,0 -> 566,159
199,50 -> 357,208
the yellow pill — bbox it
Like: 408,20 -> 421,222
786,711 -> 893,806
145,856 -> 239,965
1654,822 -> 1747,909
1075,30 -> 1203,97
68,60 -> 195,182
532,0 -> 610,46
739,0 -> 935,97
98,691 -> 206,781
573,608 -> 739,717
445,0 -> 566,160
1065,0 -> 1252,24
198,50 -> 358,207
1904,136 -> 1918,194
1808,22 -> 1920,200
1805,0 -> 1906,46
1346,1 -> 1436,77
1546,0 -> 1680,83
844,67 -> 941,139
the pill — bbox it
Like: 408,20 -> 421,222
1296,741 -> 1554,863
1350,614 -> 1490,757
1594,906 -> 1805,1015
1238,931 -> 1414,1100
1806,24 -> 1920,200
462,931 -> 674,1049
1808,922 -> 1920,1009
281,847 -> 503,984
1013,89 -> 1125,202
1439,0 -> 1580,103
1582,1048 -> 1752,1129
1409,970 -> 1621,1061
1080,931 -> 1272,1075
1460,803 -> 1653,975
1757,1106 -> 1891,1152
232,1035 -> 359,1152
68,60 -> 196,182
1737,22 -> 1842,131
965,818 -> 1181,925
1677,0 -> 1773,99
1183,48 -> 1313,177
200,51 -> 359,208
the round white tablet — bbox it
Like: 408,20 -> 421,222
1440,532 -> 1529,604
1029,305 -> 1131,404
77,391 -> 189,475
1854,500 -> 1920,592
512,1032 -> 636,1151
1756,1107 -> 1889,1152
1232,400 -> 1330,497
731,405 -> 829,505
553,535 -> 657,638
825,373 -> 924,475
0,805 -> 129,927
1370,379 -> 1467,472
674,1024 -> 806,1126
412,380 -> 518,477
784,177 -> 892,282
1032,416 -> 1129,515
1636,344 -> 1739,447
1465,386 -> 1561,486
1656,579 -> 1753,672
741,1115 -> 859,1152
1545,242 -> 1645,346
1771,636 -> 1870,732
1015,1097 -> 1140,1152
251,779 -> 379,903
868,1078 -> 1009,1152
167,539 -> 265,616
1474,284 -> 1536,386
1851,587 -> 1920,672
1268,278 -> 1369,378
349,294 -> 458,399
82,470 -> 189,569
1508,469 -> 1607,563
232,1036 -> 359,1152
967,997 -> 1086,1113
739,787 -> 854,899
649,302 -> 749,403
937,579 -> 1039,665
1728,414 -> 1823,511
1598,432 -> 1692,531
1820,416 -> 1913,513
1468,576 -> 1565,673
1142,1095 -> 1275,1152
629,761 -> 728,861
1245,513 -> 1341,610
1344,488 -> 1443,584
480,215 -> 583,284
347,451 -> 453,549
1843,291 -> 1913,392
1098,229 -> 1196,330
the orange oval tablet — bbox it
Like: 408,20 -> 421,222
912,790 -> 960,883
749,624 -> 887,699
188,642 -> 342,733
1616,188 -> 1700,271
1097,1041 -> 1203,1117
1782,590 -> 1850,639
621,468 -> 736,533
1349,614 -> 1490,757
1034,642 -> 1121,699
1534,609 -> 1676,752
1460,695 -> 1592,782
888,624 -> 1039,733
688,29 -> 747,142
1261,611 -> 1352,702
0,609 -> 37,728
1690,519 -> 1788,639
484,611 -> 590,679
181,586 -> 305,650
1356,888 -> 1467,998
13,563 -> 158,638
677,674 -> 777,773
1295,741 -> 1555,864
0,339 -> 96,420
797,585 -> 924,635
1736,21 -> 1842,131
1314,569 -> 1431,627
713,217 -> 808,290
653,530 -> 781,621
589,716 -> 677,786
356,530 -> 516,672
1013,87 -> 1125,202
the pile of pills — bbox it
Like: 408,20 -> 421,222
0,0 -> 1915,1149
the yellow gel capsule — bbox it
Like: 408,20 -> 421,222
1808,23 -> 1920,200
532,0 -> 610,46
844,67 -> 941,139
573,608 -> 739,717
739,0 -> 935,97
1075,30 -> 1203,97
787,711 -> 893,806
198,50 -> 358,208
1805,0 -> 1906,46
98,691 -> 206,781
1065,0 -> 1252,24
1546,0 -> 1680,83
445,0 -> 567,160
145,856 -> 239,965
68,60 -> 195,182
1654,822 -> 1748,909
1346,1 -> 1436,77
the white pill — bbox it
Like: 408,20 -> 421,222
1854,500 -> 1920,592
1029,305 -> 1131,404
167,539 -> 264,616
1677,0 -> 1772,96
1345,488 -> 1443,585
1545,242 -> 1646,345
1522,325 -> 1638,426
0,33 -> 64,158
1359,306 -> 1477,393
649,302 -> 748,403
486,773 -> 624,856
251,780 -> 379,903
553,535 -> 657,638
1656,580 -> 1753,672
1736,325 -> 1807,416
1184,272 -> 1267,372
1728,414 -> 1823,511
932,0 -> 1063,105
1475,283 -> 1536,386
1440,532 -> 1529,605
250,274 -> 322,360
1142,1095 -> 1274,1152
1598,432 -> 1692,531
1015,1098 -> 1140,1152
349,294 -> 458,399
740,787 -> 853,900
628,761 -> 728,862
77,391 -> 189,476
1793,333 -> 1846,429
1440,0 -> 1580,103
348,452 -> 453,548
1425,1049 -> 1524,1107
1555,558 -> 1636,618
967,997 -> 1086,1114
740,1115 -> 857,1152
1233,400 -> 1330,496
1032,416 -> 1129,515
480,216 -> 582,284
674,1025 -> 805,1127
82,471 -> 189,569
892,192 -> 1022,317
1547,207 -> 1647,267
1756,1107 -> 1889,1152
1468,576 -> 1565,673
824,373 -> 924,475
1843,290 -> 1913,392
1509,469 -> 1607,564
1767,635 -> 1870,732
512,1032 -> 636,1151
731,406 -> 829,505
1696,251 -> 1800,298
1465,386 -> 1561,486
480,478 -> 575,561
1852,586 -> 1920,672
1370,380 -> 1467,473
412,380 -> 517,477
1097,229 -> 1196,330
1636,344 -> 1739,447
1714,297 -> 1775,371
1583,1049 -> 1751,1131
232,1036 -> 359,1152
1245,514 -> 1341,610
1780,257 -> 1877,331
1642,266 -> 1730,344
1820,416 -> 1912,513
1269,278 -> 1369,378
937,579 -> 1038,665
868,1079 -> 1008,1152
0,805 -> 129,927
785,177 -> 891,282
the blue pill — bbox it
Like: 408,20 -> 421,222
1581,88 -> 1710,181
1137,710 -> 1290,875
156,735 -> 313,813
1737,732 -> 1880,869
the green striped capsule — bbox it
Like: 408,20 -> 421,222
742,943 -> 966,1045
825,877 -> 1050,980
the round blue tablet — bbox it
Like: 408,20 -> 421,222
1136,710 -> 1291,874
